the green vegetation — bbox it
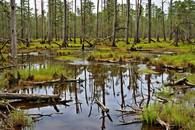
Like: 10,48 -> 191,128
18,65 -> 63,81
55,55 -> 79,61
151,53 -> 195,68
6,110 -> 33,129
138,68 -> 158,75
142,103 -> 195,129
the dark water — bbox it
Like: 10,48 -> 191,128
6,56 -> 168,130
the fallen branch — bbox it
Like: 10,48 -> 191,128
117,119 -> 142,126
95,98 -> 109,113
156,117 -> 170,130
95,98 -> 113,122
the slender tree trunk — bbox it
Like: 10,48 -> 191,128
169,0 -> 173,41
54,0 -> 57,41
74,0 -> 77,43
80,0 -> 83,44
62,0 -> 68,47
162,0 -> 166,41
96,0 -> 100,42
10,0 -> 17,58
34,0 -> 38,39
148,0 -> 151,43
112,0 -> 117,47
83,0 -> 86,41
125,0 -> 130,44
20,0 -> 24,39
134,0 -> 142,44
41,0 -> 44,42
27,0 -> 31,47
48,0 -> 52,43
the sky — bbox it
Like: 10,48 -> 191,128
14,0 -> 170,14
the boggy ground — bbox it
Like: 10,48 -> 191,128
0,39 -> 195,130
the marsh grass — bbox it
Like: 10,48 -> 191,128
150,53 -> 195,68
142,103 -> 195,129
7,110 -> 33,129
18,65 -> 63,81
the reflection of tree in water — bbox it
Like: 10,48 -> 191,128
128,64 -> 139,106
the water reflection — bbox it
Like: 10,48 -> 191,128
10,58 -> 168,130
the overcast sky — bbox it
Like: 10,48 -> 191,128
14,0 -> 171,14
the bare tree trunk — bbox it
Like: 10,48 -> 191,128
54,0 -> 57,41
41,0 -> 44,43
112,0 -> 117,47
134,0 -> 142,44
96,0 -> 100,42
80,0 -> 83,44
62,0 -> 68,47
48,0 -> 52,43
148,0 -> 151,43
74,0 -> 77,43
125,0 -> 130,44
34,0 -> 38,39
10,0 -> 17,58
27,0 -> 31,47
162,0 -> 166,41
169,0 -> 173,41
20,0 -> 24,39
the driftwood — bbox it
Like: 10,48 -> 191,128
0,93 -> 60,102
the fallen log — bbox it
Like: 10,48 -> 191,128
0,93 -> 60,102
19,78 -> 85,86
10,99 -> 72,110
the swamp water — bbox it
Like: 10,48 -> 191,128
1,55 -> 169,130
